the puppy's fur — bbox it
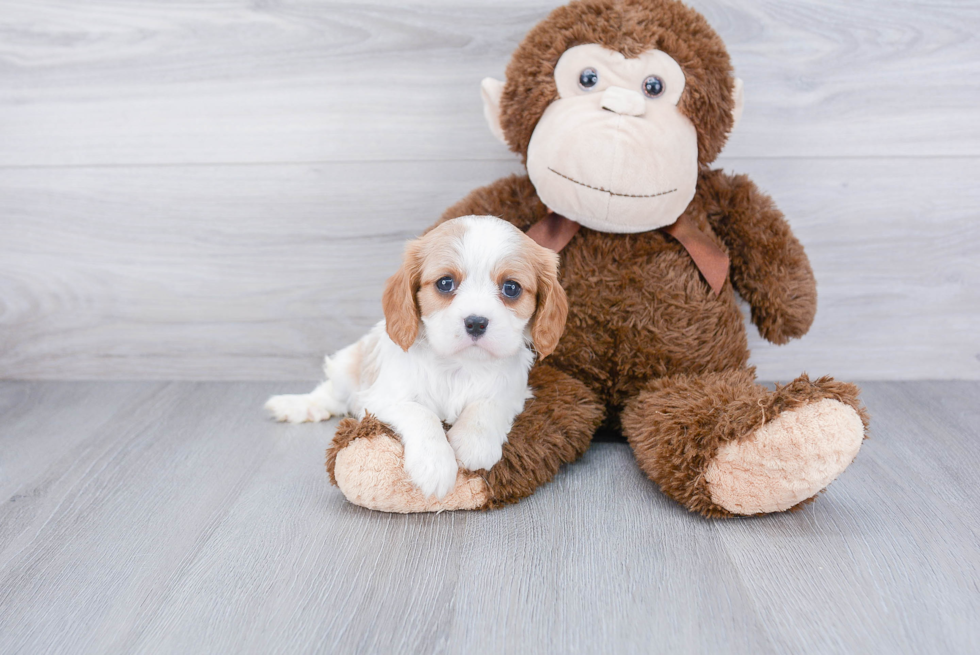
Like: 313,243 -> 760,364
265,215 -> 568,498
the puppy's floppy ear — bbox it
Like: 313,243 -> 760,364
530,246 -> 568,359
382,240 -> 423,351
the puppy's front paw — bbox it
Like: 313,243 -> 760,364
403,438 -> 459,499
448,425 -> 504,472
264,394 -> 332,424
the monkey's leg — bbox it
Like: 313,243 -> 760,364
620,369 -> 869,517
325,365 -> 604,512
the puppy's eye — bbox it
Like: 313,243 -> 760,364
642,75 -> 665,98
501,280 -> 522,299
578,67 -> 599,91
435,276 -> 455,293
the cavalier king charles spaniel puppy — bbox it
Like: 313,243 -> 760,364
265,215 -> 568,499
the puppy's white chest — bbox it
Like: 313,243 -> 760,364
422,363 -> 513,424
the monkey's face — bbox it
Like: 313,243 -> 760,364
524,44 -> 698,233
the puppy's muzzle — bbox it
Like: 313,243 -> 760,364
464,315 -> 489,338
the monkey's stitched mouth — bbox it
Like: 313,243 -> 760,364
548,167 -> 677,199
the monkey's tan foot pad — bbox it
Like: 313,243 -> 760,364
333,434 -> 489,513
705,399 -> 865,515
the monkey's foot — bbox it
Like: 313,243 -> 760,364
705,398 -> 865,514
327,417 -> 488,513
623,371 -> 869,517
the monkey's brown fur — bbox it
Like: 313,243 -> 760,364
328,0 -> 868,516
623,370 -> 869,518
500,0 -> 736,167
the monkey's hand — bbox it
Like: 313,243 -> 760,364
704,170 -> 817,345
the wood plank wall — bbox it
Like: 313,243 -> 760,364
1,0 -> 978,381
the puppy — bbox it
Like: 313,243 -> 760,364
265,215 -> 568,499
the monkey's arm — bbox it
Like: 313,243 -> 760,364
703,170 -> 817,345
436,174 -> 548,231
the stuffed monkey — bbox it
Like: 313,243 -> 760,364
326,0 -> 869,517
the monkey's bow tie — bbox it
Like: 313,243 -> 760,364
526,212 -> 730,296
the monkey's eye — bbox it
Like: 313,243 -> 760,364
643,75 -> 665,98
501,280 -> 522,299
578,67 -> 599,91
436,276 -> 455,293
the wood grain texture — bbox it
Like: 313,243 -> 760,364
1,157 -> 977,380
1,0 -> 978,166
1,0 -> 978,380
0,381 -> 977,654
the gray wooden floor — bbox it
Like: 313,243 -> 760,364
0,381 -> 977,654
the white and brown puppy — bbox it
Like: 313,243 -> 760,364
265,215 -> 568,499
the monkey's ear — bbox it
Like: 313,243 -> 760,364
481,77 -> 507,145
730,77 -> 745,132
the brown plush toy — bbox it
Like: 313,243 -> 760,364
327,0 -> 869,517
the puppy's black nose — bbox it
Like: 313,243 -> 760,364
464,315 -> 489,338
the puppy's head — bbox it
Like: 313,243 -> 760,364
382,215 -> 568,360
